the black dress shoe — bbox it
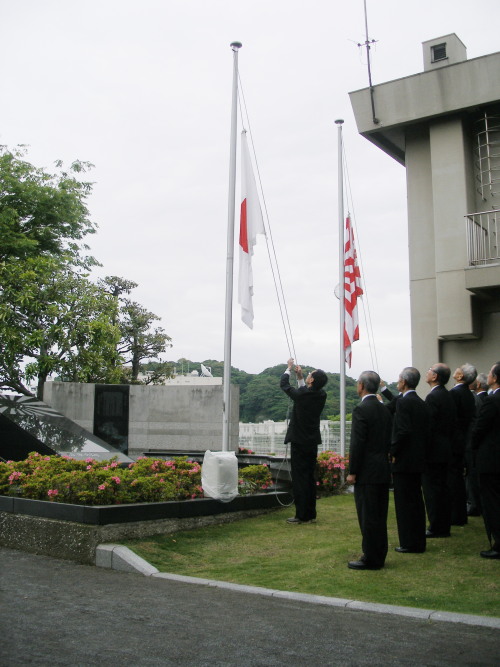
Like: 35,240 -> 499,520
347,560 -> 382,570
395,547 -> 425,553
426,530 -> 451,538
480,549 -> 500,559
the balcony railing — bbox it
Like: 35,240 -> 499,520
465,210 -> 499,266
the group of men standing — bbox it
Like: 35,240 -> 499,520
280,358 -> 500,571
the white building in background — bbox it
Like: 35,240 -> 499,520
239,420 -> 350,456
138,366 -> 222,386
350,35 -> 500,386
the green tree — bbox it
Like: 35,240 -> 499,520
137,361 -> 176,384
240,374 -> 290,422
0,257 -> 122,398
0,146 -> 97,267
100,276 -> 173,383
117,301 -> 172,382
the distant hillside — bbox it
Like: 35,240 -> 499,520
148,359 -> 392,423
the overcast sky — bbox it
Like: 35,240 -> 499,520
2,1 -> 499,381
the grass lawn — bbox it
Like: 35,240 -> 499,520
122,493 -> 500,618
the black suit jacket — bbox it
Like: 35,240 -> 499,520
280,372 -> 326,446
471,389 -> 500,473
349,395 -> 391,484
381,386 -> 399,416
450,383 -> 476,459
425,385 -> 457,464
390,391 -> 429,473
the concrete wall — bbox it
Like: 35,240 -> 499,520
43,382 -> 240,457
0,507 -> 272,565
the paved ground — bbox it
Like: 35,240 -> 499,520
1,546 -> 498,666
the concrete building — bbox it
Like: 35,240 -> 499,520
43,381 -> 239,458
350,34 -> 500,384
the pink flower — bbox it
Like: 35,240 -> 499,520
111,476 -> 121,484
47,489 -> 59,497
110,462 -> 118,468
98,484 -> 107,491
85,458 -> 95,463
8,471 -> 22,483
86,465 -> 92,470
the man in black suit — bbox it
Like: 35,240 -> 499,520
280,358 -> 328,524
471,362 -> 500,559
466,373 -> 489,516
449,363 -> 477,526
422,363 -> 457,538
390,367 -> 429,554
346,370 -> 392,570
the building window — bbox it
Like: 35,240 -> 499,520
431,43 -> 447,62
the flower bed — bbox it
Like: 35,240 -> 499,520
0,452 -> 272,505
238,464 -> 272,495
316,451 -> 349,496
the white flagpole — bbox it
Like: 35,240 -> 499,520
335,119 -> 346,458
222,41 -> 242,452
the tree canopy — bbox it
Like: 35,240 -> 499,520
0,146 -> 96,267
0,149 -> 172,397
99,276 -> 172,383
0,257 -> 122,398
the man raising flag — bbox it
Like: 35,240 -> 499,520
238,131 -> 266,329
344,215 -> 363,367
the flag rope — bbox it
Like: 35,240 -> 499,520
341,140 -> 380,374
237,73 -> 298,364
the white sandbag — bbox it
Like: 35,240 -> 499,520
201,450 -> 238,503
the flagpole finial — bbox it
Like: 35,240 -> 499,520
335,119 -> 344,125
230,42 -> 242,51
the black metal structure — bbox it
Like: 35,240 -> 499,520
0,393 -> 133,463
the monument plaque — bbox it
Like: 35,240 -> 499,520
0,393 -> 133,463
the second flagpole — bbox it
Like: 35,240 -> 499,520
335,119 -> 346,458
222,41 -> 242,452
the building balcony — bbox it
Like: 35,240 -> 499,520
465,210 -> 500,297
466,209 -> 499,266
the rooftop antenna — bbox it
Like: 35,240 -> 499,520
358,0 -> 379,125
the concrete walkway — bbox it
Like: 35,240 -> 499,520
1,546 -> 498,666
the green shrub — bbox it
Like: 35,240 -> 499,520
0,452 -> 274,505
315,451 -> 349,497
238,464 -> 272,495
0,452 -> 203,505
